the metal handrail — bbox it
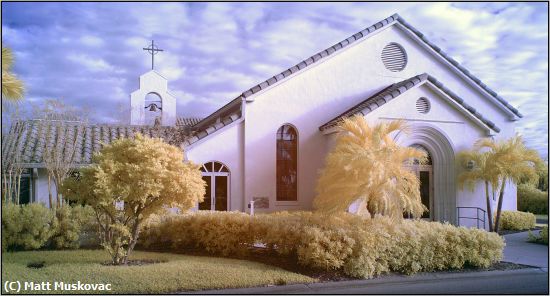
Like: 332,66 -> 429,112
457,206 -> 486,229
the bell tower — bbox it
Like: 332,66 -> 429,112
130,40 -> 177,126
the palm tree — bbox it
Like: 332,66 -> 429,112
457,150 -> 498,231
2,46 -> 25,101
314,116 -> 426,219
477,136 -> 542,233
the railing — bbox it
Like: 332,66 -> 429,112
457,207 -> 486,229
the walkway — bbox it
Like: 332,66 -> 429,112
502,230 -> 548,268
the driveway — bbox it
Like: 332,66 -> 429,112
502,230 -> 548,268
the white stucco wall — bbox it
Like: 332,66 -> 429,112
185,120 -> 245,211
239,21 -> 517,218
34,168 -> 55,207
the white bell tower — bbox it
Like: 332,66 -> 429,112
130,40 -> 177,126
130,70 -> 176,126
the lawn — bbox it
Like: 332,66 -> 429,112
1,250 -> 315,294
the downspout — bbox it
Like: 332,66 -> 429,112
240,96 -> 248,212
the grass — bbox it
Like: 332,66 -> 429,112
1,250 -> 315,294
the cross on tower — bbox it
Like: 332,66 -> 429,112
142,40 -> 164,70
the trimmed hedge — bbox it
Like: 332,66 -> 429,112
518,184 -> 548,215
497,210 -> 536,231
139,211 -> 504,278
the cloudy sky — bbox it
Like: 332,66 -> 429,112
2,2 -> 548,157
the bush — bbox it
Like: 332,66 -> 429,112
497,211 -> 536,231
139,211 -> 504,278
2,203 -> 55,251
1,203 -> 99,251
49,205 -> 98,249
518,184 -> 548,214
528,226 -> 548,245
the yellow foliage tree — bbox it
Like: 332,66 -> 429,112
476,135 -> 542,233
62,134 -> 205,264
457,150 -> 497,231
314,116 -> 426,218
2,46 -> 25,101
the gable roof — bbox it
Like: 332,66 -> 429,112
197,13 -> 520,122
176,117 -> 202,127
319,73 -> 501,133
1,120 -> 192,168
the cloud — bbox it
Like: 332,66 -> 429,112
67,54 -> 115,72
2,2 -> 547,158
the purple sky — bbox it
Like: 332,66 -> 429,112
2,2 -> 548,158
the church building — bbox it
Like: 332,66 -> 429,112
3,14 -> 522,227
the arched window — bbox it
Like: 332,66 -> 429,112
410,144 -> 432,165
276,125 -> 298,201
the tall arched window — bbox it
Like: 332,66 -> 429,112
276,124 -> 298,201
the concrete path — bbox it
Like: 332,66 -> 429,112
502,230 -> 548,268
185,268 -> 548,294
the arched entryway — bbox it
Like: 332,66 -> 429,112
405,144 -> 434,220
199,161 -> 230,211
397,124 -> 456,224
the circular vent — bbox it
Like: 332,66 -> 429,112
381,43 -> 407,72
416,97 -> 431,114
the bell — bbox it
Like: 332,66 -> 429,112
145,103 -> 161,112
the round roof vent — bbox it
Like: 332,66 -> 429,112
381,43 -> 407,72
416,97 -> 431,114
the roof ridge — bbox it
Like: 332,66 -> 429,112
394,15 -> 521,117
220,13 -> 520,118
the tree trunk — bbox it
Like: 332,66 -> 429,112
485,181 -> 494,232
123,219 -> 142,265
48,174 -> 54,208
53,176 -> 62,208
493,180 -> 507,233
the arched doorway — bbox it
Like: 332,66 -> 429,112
397,124 -> 456,224
199,161 -> 229,211
406,144 -> 434,220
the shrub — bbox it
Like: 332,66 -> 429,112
49,205 -> 98,249
518,184 -> 548,215
1,203 -> 55,251
528,226 -> 548,245
497,211 -> 536,231
139,211 -> 504,278
1,203 -> 99,251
